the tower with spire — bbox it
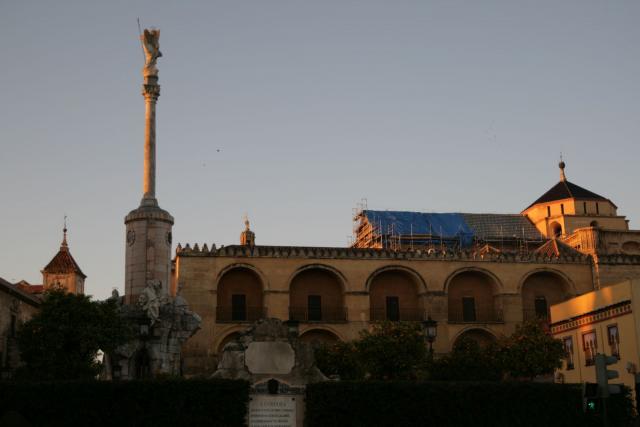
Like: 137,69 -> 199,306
124,28 -> 174,304
41,221 -> 86,294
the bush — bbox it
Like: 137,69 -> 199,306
305,381 -> 634,427
0,379 -> 249,427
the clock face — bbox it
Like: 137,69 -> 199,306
127,230 -> 136,246
166,231 -> 172,245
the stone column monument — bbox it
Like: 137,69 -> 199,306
124,28 -> 174,304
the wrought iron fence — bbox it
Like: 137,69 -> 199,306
369,307 -> 426,322
288,306 -> 347,322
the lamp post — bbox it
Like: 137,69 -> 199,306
422,316 -> 438,359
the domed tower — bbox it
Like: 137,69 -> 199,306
42,224 -> 86,294
522,160 -> 626,239
124,28 -> 174,304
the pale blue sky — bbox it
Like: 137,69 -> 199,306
1,1 -> 639,299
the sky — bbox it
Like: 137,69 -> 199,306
1,1 -> 639,300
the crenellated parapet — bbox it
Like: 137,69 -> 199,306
175,243 -> 591,264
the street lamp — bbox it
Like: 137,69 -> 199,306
422,316 -> 438,358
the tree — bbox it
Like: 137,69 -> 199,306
17,290 -> 131,380
315,322 -> 429,381
315,341 -> 364,380
497,320 -> 564,380
430,336 -> 502,381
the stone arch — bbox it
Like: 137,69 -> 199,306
519,269 -> 574,321
590,221 -> 599,228
287,264 -> 349,292
452,327 -> 497,349
445,268 -> 502,323
365,265 -> 427,293
289,265 -> 346,322
368,267 -> 424,321
215,330 -> 244,354
216,266 -> 265,322
299,328 -> 342,346
622,241 -> 640,255
215,263 -> 270,291
550,221 -> 562,238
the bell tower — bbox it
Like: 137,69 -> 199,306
124,28 -> 174,304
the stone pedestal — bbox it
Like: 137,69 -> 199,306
124,205 -> 174,304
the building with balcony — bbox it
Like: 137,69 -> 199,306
174,162 -> 640,376
550,279 -> 640,399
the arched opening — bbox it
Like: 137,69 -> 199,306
217,331 -> 241,354
289,268 -> 345,322
369,270 -> 422,321
590,221 -> 599,228
550,222 -> 562,238
447,270 -> 501,322
299,329 -> 341,347
521,271 -> 571,322
217,267 -> 264,322
453,328 -> 497,349
622,241 -> 640,255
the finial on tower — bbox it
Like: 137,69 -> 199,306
240,214 -> 256,247
559,154 -> 566,182
61,215 -> 68,249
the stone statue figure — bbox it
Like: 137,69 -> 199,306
140,28 -> 162,74
137,279 -> 162,325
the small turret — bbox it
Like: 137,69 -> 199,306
240,215 -> 256,247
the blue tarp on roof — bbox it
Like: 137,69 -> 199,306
361,210 -> 543,246
363,210 -> 475,245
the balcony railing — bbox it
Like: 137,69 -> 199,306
448,307 -> 503,323
289,306 -> 347,322
370,307 -> 426,322
216,306 -> 266,323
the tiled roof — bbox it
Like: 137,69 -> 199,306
14,280 -> 44,295
361,210 -> 543,241
525,180 -> 613,210
0,277 -> 42,306
43,247 -> 86,278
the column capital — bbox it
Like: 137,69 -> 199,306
142,84 -> 161,100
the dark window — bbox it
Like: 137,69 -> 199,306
386,296 -> 400,321
582,331 -> 597,366
583,202 -> 587,214
608,325 -> 620,359
596,203 -> 600,215
135,350 -> 151,379
534,297 -> 548,320
561,204 -> 565,215
563,337 -> 574,370
231,294 -> 247,321
308,295 -> 322,321
547,206 -> 551,217
10,315 -> 16,338
462,297 -> 476,322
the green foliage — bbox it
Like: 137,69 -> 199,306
432,321 -> 564,381
355,321 -> 429,380
0,379 -> 249,427
16,290 -> 132,380
431,337 -> 501,381
305,381 -> 635,427
315,341 -> 364,380
315,322 -> 429,381
497,321 -> 565,379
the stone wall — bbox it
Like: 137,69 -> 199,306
175,245 -> 595,376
